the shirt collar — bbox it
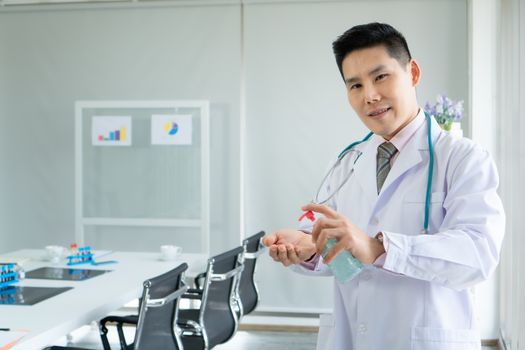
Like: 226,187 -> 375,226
371,108 -> 426,153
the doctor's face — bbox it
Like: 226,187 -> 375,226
341,45 -> 421,140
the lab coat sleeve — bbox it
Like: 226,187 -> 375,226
382,146 -> 505,290
290,255 -> 333,276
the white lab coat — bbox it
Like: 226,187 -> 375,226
294,114 -> 505,350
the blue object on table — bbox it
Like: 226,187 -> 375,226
0,264 -> 19,289
67,246 -> 94,266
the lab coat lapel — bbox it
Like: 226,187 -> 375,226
352,116 -> 443,204
352,139 -> 379,204
379,116 -> 442,195
379,137 -> 424,194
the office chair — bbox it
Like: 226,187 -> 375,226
194,231 -> 265,318
236,230 -> 265,317
43,262 -> 188,350
178,246 -> 244,350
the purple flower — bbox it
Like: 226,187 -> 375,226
424,102 -> 435,116
425,94 -> 464,124
450,101 -> 464,122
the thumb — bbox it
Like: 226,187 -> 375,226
262,234 -> 278,247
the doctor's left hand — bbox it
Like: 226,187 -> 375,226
263,229 -> 317,267
303,203 -> 385,265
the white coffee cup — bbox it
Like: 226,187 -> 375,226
160,245 -> 182,261
45,245 -> 65,264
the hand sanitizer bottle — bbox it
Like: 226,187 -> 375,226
322,239 -> 363,283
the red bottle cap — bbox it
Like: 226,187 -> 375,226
298,210 -> 316,222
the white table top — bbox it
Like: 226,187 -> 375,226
0,249 -> 207,350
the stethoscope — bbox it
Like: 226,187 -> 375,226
312,113 -> 434,234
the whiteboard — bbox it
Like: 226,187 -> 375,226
75,101 -> 210,254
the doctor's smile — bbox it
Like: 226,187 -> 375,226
263,22 -> 504,350
366,107 -> 391,118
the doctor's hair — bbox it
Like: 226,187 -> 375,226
332,22 -> 412,80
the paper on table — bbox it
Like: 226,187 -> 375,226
0,330 -> 28,350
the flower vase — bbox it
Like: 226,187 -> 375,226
439,122 -> 463,138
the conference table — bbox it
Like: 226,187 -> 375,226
0,249 -> 207,350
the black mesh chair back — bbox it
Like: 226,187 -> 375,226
238,231 -> 265,316
44,263 -> 188,350
180,245 -> 244,350
134,262 -> 188,350
201,246 -> 243,347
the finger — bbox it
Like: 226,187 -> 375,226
287,245 -> 302,264
301,203 -> 339,219
262,234 -> 278,247
311,221 -> 320,244
311,218 -> 342,243
315,228 -> 341,256
277,244 -> 291,267
268,245 -> 281,262
322,239 -> 346,264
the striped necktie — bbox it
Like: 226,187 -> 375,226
376,142 -> 398,194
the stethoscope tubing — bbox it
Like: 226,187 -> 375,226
422,114 -> 434,234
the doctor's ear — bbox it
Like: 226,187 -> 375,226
409,59 -> 421,86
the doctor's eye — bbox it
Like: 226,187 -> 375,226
375,74 -> 388,82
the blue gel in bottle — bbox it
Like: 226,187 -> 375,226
322,239 -> 363,283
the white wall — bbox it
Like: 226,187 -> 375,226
0,3 -> 242,254
497,0 -> 525,347
469,0 -> 501,340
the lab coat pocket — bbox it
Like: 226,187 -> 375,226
411,326 -> 481,350
402,192 -> 445,233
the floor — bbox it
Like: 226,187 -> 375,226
57,325 -> 499,350
214,331 -> 318,350
57,326 -> 318,349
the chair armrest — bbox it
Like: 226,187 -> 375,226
100,314 -> 139,327
147,284 -> 188,307
99,315 -> 138,350
182,288 -> 203,300
177,319 -> 202,335
210,265 -> 244,281
244,247 -> 265,260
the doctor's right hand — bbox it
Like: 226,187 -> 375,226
263,229 -> 317,267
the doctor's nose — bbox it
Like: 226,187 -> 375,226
364,85 -> 381,104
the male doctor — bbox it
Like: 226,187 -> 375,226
263,23 -> 505,349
